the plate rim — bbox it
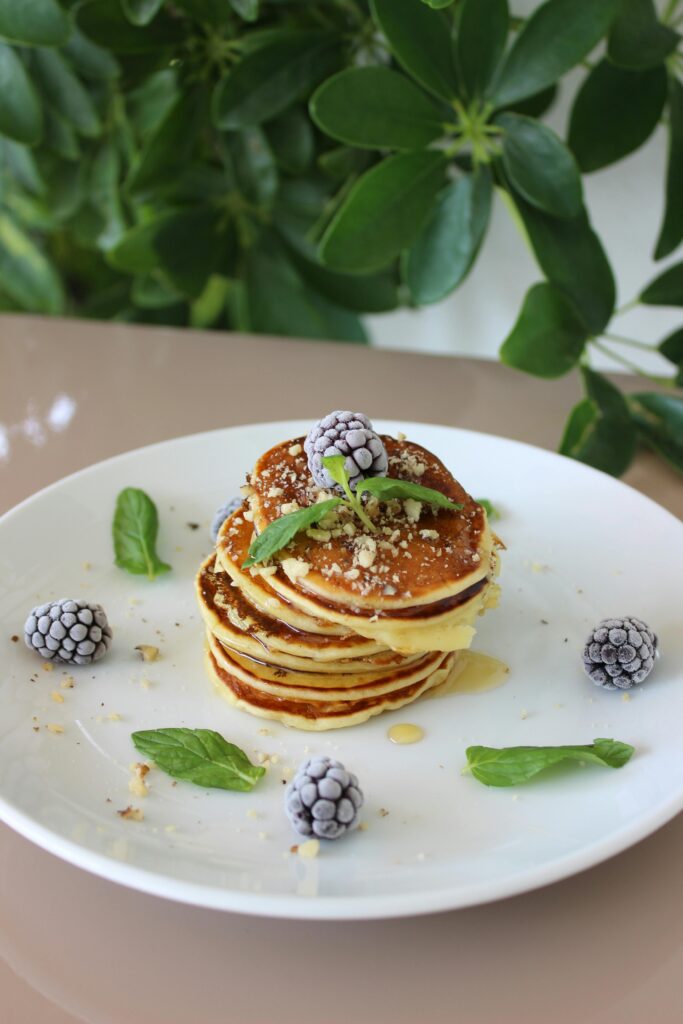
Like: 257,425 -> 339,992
1,420 -> 681,920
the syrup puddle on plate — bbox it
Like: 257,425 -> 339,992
387,723 -> 425,745
427,650 -> 509,698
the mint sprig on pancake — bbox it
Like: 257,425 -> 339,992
243,498 -> 343,567
243,455 -> 465,567
355,475 -> 463,511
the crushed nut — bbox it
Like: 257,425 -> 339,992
288,444 -> 303,456
297,839 -> 320,859
46,723 -> 64,734
50,690 -> 65,703
135,645 -> 160,662
117,806 -> 144,821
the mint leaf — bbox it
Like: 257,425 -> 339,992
464,738 -> 634,787
131,728 -> 265,791
356,476 -> 463,511
476,498 -> 500,520
242,498 -> 342,567
112,487 -> 171,580
322,455 -> 376,532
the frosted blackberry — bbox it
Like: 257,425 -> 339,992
24,599 -> 112,665
285,756 -> 364,840
582,617 -> 657,690
304,410 -> 388,491
210,496 -> 242,543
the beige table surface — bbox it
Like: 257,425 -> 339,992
1,315 -> 681,1024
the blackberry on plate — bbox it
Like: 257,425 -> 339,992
24,599 -> 112,665
285,756 -> 364,840
582,616 -> 657,690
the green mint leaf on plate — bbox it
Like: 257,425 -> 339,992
131,728 -> 266,791
113,487 -> 171,580
356,476 -> 463,511
476,498 -> 500,520
242,498 -> 342,567
463,738 -> 634,787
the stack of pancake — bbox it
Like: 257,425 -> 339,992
196,434 -> 502,730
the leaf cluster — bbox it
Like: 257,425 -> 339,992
0,0 -> 681,475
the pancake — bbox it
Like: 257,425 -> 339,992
216,440 -> 501,654
197,554 -> 419,674
205,641 -> 455,731
196,426 -> 503,729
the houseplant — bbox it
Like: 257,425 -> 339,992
0,0 -> 681,476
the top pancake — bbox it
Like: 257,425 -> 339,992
244,435 -> 494,612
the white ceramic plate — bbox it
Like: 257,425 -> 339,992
0,421 -> 681,920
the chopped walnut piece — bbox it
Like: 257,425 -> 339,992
135,644 -> 160,662
281,557 -> 310,581
117,806 -> 144,821
46,723 -> 64,734
288,444 -> 303,456
404,499 -> 422,523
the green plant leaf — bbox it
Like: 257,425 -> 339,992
213,31 -> 338,130
356,476 -> 463,510
32,49 -> 101,138
370,0 -> 459,101
464,738 -> 634,787
319,151 -> 447,274
286,248 -> 399,313
404,166 -> 492,304
265,107 -> 314,175
244,243 -> 367,343
0,43 -> 42,144
500,282 -> 588,378
608,0 -> 679,69
0,0 -> 69,47
496,112 -> 582,219
318,146 -> 372,182
640,260 -> 683,306
628,392 -> 683,473
153,207 -> 225,299
492,0 -> 621,108
243,498 -> 343,567
43,106 -> 80,160
1,139 -> 45,195
132,273 -> 184,309
131,728 -> 265,791
455,0 -> 508,99
311,66 -> 444,151
112,487 -> 171,579
655,78 -> 683,260
76,1 -> 183,53
421,0 -> 455,7
122,0 -> 165,26
190,274 -> 230,329
227,127 -> 278,208
62,26 -> 121,80
658,327 -> 683,385
230,0 -> 260,21
106,214 -> 175,273
512,195 -> 615,334
559,368 -> 636,476
127,90 -> 203,197
0,212 -> 64,313
568,60 -> 667,172
90,140 -> 126,250
503,84 -> 557,119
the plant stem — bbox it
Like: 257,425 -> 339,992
592,339 -> 675,387
603,333 -> 657,353
613,298 -> 640,317
663,0 -> 681,23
